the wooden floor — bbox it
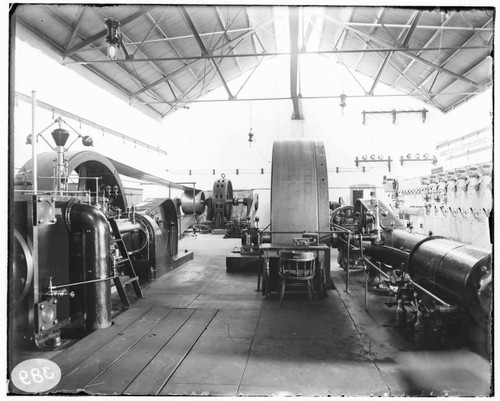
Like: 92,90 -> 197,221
41,235 -> 406,396
12,235 -> 491,396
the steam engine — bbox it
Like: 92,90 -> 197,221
11,128 -> 200,350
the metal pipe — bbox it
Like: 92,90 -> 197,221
363,256 -> 449,306
346,233 -> 351,292
55,144 -> 65,195
363,257 -> 390,279
361,241 -> 410,268
192,184 -> 195,218
48,276 -> 118,290
358,234 -> 367,310
130,91 -> 486,105
31,90 -> 40,304
68,202 -> 112,330
31,90 -> 37,194
407,277 -> 450,307
262,230 -> 348,235
115,219 -> 149,255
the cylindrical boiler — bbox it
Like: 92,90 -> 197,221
409,238 -> 491,326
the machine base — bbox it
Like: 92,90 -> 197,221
226,253 -> 260,273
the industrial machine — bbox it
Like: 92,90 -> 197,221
200,174 -> 259,234
10,123 -> 199,350
257,139 -> 331,295
331,194 -> 492,352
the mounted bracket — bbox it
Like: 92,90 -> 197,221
355,155 -> 392,172
362,108 -> 428,124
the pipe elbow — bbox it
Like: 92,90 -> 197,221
66,200 -> 109,233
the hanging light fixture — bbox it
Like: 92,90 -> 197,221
339,93 -> 347,115
248,128 -> 254,148
105,17 -> 121,60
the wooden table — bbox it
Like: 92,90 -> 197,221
258,243 -> 329,299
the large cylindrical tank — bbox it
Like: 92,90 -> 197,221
365,228 -> 492,326
362,229 -> 434,268
409,238 -> 491,326
381,229 -> 429,253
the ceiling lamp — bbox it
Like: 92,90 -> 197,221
248,128 -> 254,148
339,93 -> 347,115
105,17 -> 121,60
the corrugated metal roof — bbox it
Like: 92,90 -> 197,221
13,5 -> 492,118
319,6 -> 493,112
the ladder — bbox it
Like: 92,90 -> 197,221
108,218 -> 143,307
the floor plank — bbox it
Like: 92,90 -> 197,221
163,337 -> 252,389
202,309 -> 261,338
161,383 -> 239,396
84,309 -> 195,395
123,308 -> 217,395
51,307 -> 151,375
54,308 -> 171,393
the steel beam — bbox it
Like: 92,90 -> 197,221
427,70 -> 440,93
234,55 -> 266,98
368,11 -> 421,95
438,58 -> 491,98
411,17 -> 493,95
119,31 -> 176,105
302,14 -> 317,50
22,10 -> 162,118
337,7 -> 354,52
354,8 -> 385,71
166,80 -> 178,101
126,26 -> 258,45
132,8 -> 167,57
162,64 -> 220,117
128,27 -> 256,100
144,11 -> 200,82
289,7 -> 303,120
244,8 -> 259,55
63,7 -> 149,58
130,91 -> 482,105
64,7 -> 86,51
330,10 -> 366,94
345,24 -> 484,88
215,6 -> 243,75
391,11 -> 457,87
65,45 -> 489,65
345,21 -> 492,31
180,6 -> 234,100
46,7 -> 172,108
352,31 -> 438,108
